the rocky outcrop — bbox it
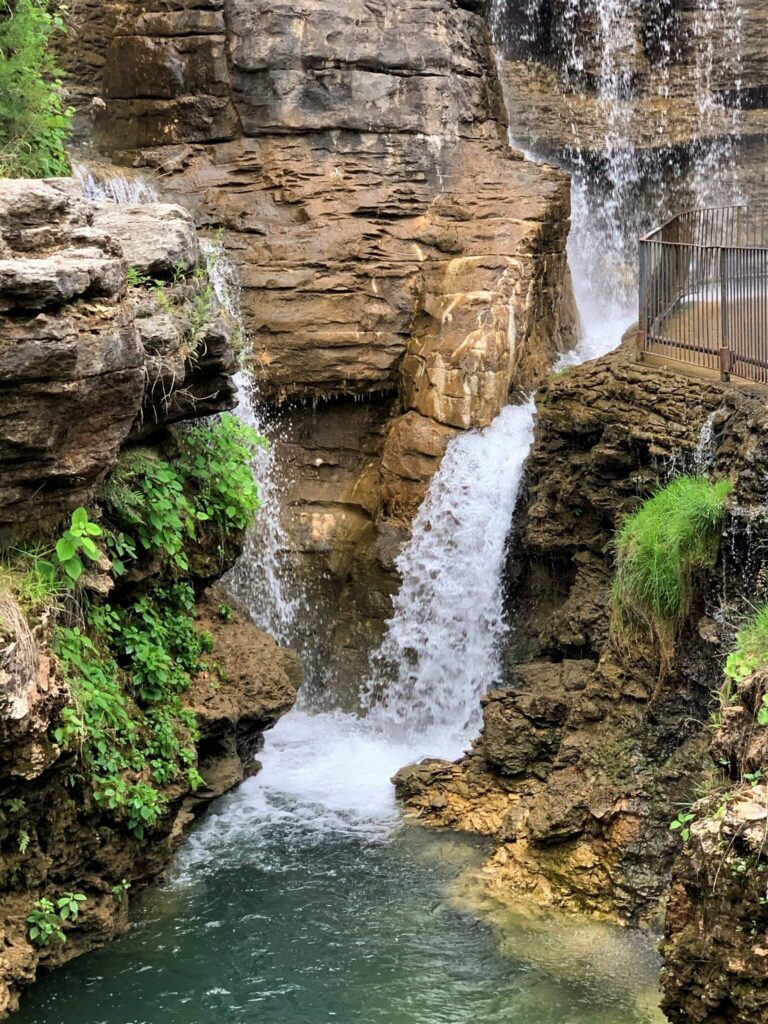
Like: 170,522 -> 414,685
63,0 -> 578,691
0,178 -> 236,530
0,586 -> 300,1018
396,339 -> 768,925
661,670 -> 768,1023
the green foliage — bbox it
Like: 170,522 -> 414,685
1,508 -> 102,621
670,810 -> 696,843
179,415 -> 264,534
611,475 -> 732,664
100,451 -> 195,572
726,603 -> 768,686
100,415 -> 263,576
0,549 -> 62,618
0,0 -> 73,178
26,898 -> 65,947
54,583 -> 210,839
26,892 -> 86,947
125,265 -> 151,288
725,603 -> 768,725
51,506 -> 103,586
111,879 -> 130,905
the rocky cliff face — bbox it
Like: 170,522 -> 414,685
493,0 -> 768,202
396,340 -> 768,929
0,177 -> 301,1016
0,177 -> 236,531
661,673 -> 768,1023
63,0 -> 578,692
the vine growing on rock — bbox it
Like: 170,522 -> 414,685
0,0 -> 73,177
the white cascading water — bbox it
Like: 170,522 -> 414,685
61,168 -> 540,828
237,403 -> 538,831
215,1 -> 746,833
364,403 -> 536,743
491,0 -> 744,363
201,240 -> 303,647
74,165 -> 159,204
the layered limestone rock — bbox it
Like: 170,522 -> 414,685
0,586 -> 301,1018
0,177 -> 236,530
396,338 -> 768,925
63,0 -> 578,689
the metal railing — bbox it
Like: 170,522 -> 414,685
637,206 -> 768,385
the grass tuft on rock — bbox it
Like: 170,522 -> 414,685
611,475 -> 732,667
726,604 -> 768,688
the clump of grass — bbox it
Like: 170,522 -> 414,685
611,475 -> 732,667
725,604 -> 768,691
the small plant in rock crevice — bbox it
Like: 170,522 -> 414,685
26,892 -> 86,947
611,475 -> 732,669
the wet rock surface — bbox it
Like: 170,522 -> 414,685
661,670 -> 768,1024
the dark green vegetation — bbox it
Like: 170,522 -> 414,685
1,415 -> 264,849
611,475 -> 732,665
0,0 -> 72,177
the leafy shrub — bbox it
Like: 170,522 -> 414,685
100,415 -> 264,575
611,475 -> 732,664
54,584 -> 210,839
179,415 -> 264,534
100,451 -> 195,572
0,0 -> 73,178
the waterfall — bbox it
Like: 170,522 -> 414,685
364,403 -> 536,747
73,165 -> 159,204
200,239 -> 303,647
490,0 -> 744,351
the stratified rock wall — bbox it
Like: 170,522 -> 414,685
0,178 -> 236,529
63,0 -> 577,691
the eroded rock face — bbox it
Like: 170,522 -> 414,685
0,178 -> 236,528
397,340 -> 768,925
662,670 -> 768,1024
64,0 -> 577,687
0,586 -> 300,1019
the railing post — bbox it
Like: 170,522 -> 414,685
720,247 -> 731,382
637,241 -> 646,362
